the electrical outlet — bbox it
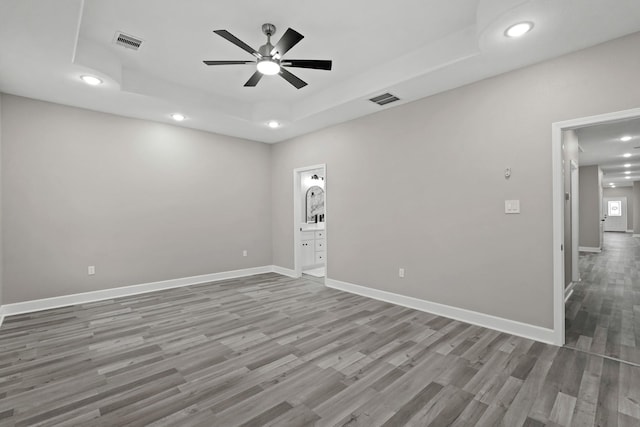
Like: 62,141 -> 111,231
88,266 -> 96,276
242,250 -> 247,257
398,268 -> 405,278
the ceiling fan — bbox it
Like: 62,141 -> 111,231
203,23 -> 332,89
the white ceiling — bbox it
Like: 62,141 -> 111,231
1,0 -> 640,143
577,118 -> 640,188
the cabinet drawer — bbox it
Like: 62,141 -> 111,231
315,252 -> 325,263
315,239 -> 325,251
315,230 -> 325,239
301,231 -> 315,240
301,239 -> 314,248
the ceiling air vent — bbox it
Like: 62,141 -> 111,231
369,93 -> 400,106
113,32 -> 143,50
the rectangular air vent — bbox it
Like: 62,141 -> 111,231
369,93 -> 400,106
113,32 -> 143,50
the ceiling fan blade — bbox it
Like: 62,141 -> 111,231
271,28 -> 304,57
282,60 -> 332,70
203,60 -> 255,66
213,30 -> 262,58
279,68 -> 307,89
244,71 -> 263,87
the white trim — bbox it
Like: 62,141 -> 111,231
551,122 -> 565,346
271,265 -> 298,278
0,266 -> 286,320
564,281 -> 577,303
570,159 -> 580,283
627,229 -> 634,233
326,278 -> 556,345
564,290 -> 574,303
552,107 -> 640,348
578,246 -> 601,253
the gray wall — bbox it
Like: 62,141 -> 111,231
603,186 -> 634,230
1,95 -> 272,303
634,182 -> 640,235
563,130 -> 579,288
272,32 -> 640,329
579,166 -> 603,249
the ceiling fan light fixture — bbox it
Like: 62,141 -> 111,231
257,59 -> 280,75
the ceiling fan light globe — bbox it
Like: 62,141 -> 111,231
257,59 -> 280,75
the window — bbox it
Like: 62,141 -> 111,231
608,200 -> 622,217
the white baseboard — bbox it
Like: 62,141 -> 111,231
627,229 -> 634,233
579,246 -> 601,253
325,278 -> 556,345
564,281 -> 577,303
271,265 -> 298,278
0,266 -> 298,327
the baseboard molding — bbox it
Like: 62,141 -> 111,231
565,281 -> 577,303
0,265 -> 294,325
325,278 -> 556,345
271,265 -> 298,278
627,229 -> 634,233
579,246 -> 601,253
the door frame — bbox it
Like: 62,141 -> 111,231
293,164 -> 327,278
570,160 -> 580,283
552,107 -> 640,346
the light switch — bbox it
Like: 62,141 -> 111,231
505,200 -> 520,214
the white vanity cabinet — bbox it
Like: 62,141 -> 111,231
301,229 -> 325,268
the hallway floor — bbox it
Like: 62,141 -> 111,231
565,232 -> 640,365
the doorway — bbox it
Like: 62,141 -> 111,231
603,197 -> 627,232
293,164 -> 327,280
553,108 -> 640,363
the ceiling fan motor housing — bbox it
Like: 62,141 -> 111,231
259,43 -> 276,58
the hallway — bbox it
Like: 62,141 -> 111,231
565,232 -> 640,365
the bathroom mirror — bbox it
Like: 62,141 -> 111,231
306,186 -> 325,223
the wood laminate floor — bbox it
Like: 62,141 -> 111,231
566,232 -> 640,365
1,273 -> 639,426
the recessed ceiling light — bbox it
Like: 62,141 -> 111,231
267,120 -> 280,129
624,153 -> 632,158
625,171 -> 631,174
171,113 -> 185,122
504,22 -> 534,38
621,136 -> 632,142
626,176 -> 631,179
625,163 -> 631,167
80,75 -> 103,86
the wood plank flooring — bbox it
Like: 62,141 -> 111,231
566,232 -> 640,365
1,272 -> 638,426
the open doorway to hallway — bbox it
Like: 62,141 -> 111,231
562,116 -> 640,365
